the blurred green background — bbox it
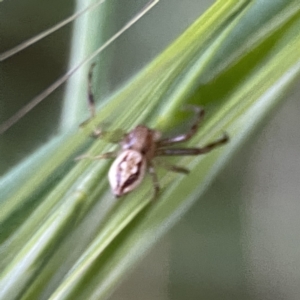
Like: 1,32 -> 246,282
1,0 -> 300,299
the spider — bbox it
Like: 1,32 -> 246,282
78,64 -> 229,198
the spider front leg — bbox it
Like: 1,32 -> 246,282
79,63 -> 102,138
87,62 -> 97,120
155,133 -> 229,156
87,62 -> 105,138
158,105 -> 205,146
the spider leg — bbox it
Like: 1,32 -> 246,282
158,105 -> 205,146
79,63 -> 103,137
75,151 -> 117,161
155,159 -> 190,174
148,163 -> 160,198
82,64 -> 127,143
156,133 -> 229,156
87,62 -> 97,119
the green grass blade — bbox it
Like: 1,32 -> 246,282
61,0 -> 114,130
1,0 -> 300,299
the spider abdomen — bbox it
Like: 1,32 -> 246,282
108,150 -> 147,197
